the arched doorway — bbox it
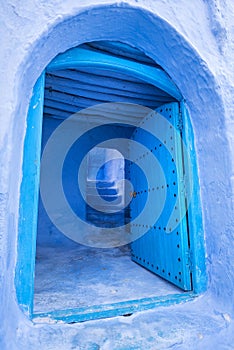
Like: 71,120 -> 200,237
15,6 -> 207,322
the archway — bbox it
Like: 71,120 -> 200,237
14,9 -> 210,322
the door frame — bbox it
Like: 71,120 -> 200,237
15,45 -> 206,321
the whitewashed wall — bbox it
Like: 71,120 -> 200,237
0,1 -> 233,349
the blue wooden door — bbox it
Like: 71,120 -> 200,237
130,102 -> 192,291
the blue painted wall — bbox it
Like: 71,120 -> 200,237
37,117 -> 131,245
37,116 -> 87,247
0,1 -> 234,349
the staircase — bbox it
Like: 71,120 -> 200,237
86,180 -> 125,227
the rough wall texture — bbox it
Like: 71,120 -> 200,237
0,1 -> 233,349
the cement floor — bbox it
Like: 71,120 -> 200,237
34,241 -> 182,313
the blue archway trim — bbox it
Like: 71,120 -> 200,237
47,47 -> 182,101
15,72 -> 45,315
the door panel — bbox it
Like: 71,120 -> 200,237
130,102 -> 192,291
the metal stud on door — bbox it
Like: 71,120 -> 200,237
130,102 -> 192,291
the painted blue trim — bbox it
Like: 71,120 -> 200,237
47,47 -> 182,101
181,101 -> 207,294
33,293 -> 196,323
15,72 -> 45,315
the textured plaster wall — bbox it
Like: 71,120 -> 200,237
0,1 -> 233,349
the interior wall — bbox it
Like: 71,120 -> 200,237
0,1 -> 234,349
87,147 -> 124,182
37,116 -> 132,246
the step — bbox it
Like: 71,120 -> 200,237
87,210 -> 124,218
86,194 -> 123,205
86,180 -> 115,189
86,221 -> 125,228
86,187 -> 119,196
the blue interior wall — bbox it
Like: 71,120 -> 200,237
37,116 -> 84,247
0,2 -> 234,349
37,116 -> 133,247
88,148 -> 124,182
